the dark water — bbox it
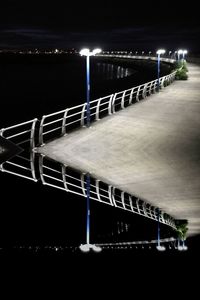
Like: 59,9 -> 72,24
0,54 -> 172,126
0,54 -> 177,250
0,54 -> 137,126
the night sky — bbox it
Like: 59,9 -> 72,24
0,0 -> 199,52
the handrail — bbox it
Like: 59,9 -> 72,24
38,55 -> 176,145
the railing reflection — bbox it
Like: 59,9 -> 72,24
0,119 -> 38,181
96,62 -> 134,80
0,141 -> 176,229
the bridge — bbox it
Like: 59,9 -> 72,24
1,53 -> 199,249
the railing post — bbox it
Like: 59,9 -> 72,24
121,90 -> 126,109
39,115 -> 46,146
153,207 -> 158,219
121,191 -> 126,209
161,77 -> 165,89
149,81 -> 154,95
112,93 -> 117,113
142,202 -> 148,216
136,86 -> 141,102
149,205 -> 154,219
39,154 -> 46,185
142,84 -> 148,99
0,129 -> 4,137
129,195 -> 134,212
30,118 -> 38,149
153,80 -> 157,93
108,185 -> 114,205
112,187 -> 117,206
62,164 -> 69,191
108,94 -> 114,115
129,88 -> 134,105
95,98 -> 101,121
62,109 -> 69,135
95,179 -> 101,201
136,198 -> 140,214
30,151 -> 38,182
81,173 -> 87,196
81,103 -> 87,127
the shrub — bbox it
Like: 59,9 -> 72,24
175,69 -> 188,80
182,61 -> 188,72
174,60 -> 188,72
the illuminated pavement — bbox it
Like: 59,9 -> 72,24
38,63 -> 200,236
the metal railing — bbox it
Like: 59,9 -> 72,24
99,53 -> 176,64
0,119 -> 38,181
39,155 -> 176,229
38,55 -> 176,145
39,94 -> 114,145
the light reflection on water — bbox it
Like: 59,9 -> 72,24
96,63 -> 134,80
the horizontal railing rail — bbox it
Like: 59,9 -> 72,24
38,55 -> 176,145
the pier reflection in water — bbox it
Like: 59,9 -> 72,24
0,118 -> 177,250
0,118 -> 175,229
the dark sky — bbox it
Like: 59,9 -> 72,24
0,0 -> 200,52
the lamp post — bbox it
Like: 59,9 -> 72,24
156,209 -> 166,251
156,49 -> 165,92
79,48 -> 102,253
79,171 -> 102,253
157,209 -> 160,246
177,49 -> 183,61
79,48 -> 102,128
182,50 -> 188,61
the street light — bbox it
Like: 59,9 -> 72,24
177,49 -> 183,61
156,49 -> 165,92
79,48 -> 102,128
156,209 -> 166,251
79,173 -> 102,253
182,50 -> 188,61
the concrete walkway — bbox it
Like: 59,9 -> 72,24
38,63 -> 200,236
